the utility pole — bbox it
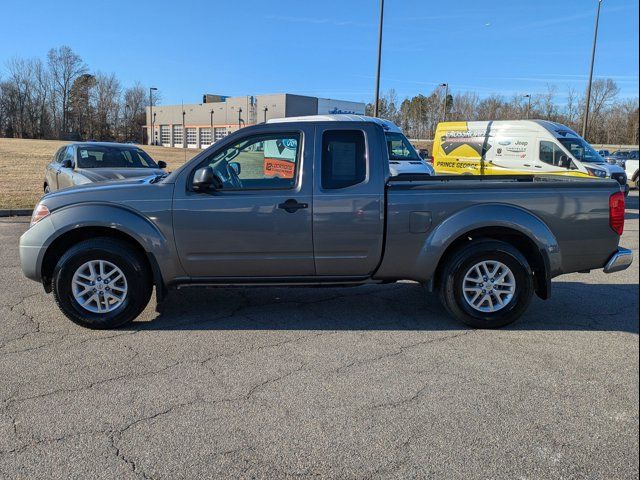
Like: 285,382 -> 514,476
124,104 -> 130,141
238,108 -> 243,129
440,83 -> 449,122
524,94 -> 531,119
263,106 -> 268,123
373,0 -> 384,117
582,0 -> 603,140
149,87 -> 157,145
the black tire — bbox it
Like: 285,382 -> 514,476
438,240 -> 534,328
52,238 -> 152,329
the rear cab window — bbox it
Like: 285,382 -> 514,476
321,130 -> 366,189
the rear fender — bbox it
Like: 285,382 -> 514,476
417,204 -> 562,284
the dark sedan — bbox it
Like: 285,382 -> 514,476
44,142 -> 167,193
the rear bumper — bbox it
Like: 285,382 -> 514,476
603,247 -> 633,274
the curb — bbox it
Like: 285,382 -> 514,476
0,209 -> 32,218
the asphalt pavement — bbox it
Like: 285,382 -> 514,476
0,193 -> 638,479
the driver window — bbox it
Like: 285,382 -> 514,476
203,133 -> 300,190
539,141 -> 565,168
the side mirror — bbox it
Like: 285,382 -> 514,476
157,160 -> 167,169
229,161 -> 241,176
559,155 -> 571,169
192,166 -> 217,191
61,159 -> 73,168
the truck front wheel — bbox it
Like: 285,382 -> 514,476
52,238 -> 152,329
438,240 -> 534,328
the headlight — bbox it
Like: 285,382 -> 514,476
586,167 -> 607,178
30,203 -> 50,227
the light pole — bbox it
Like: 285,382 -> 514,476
373,0 -> 384,117
524,94 -> 531,119
440,83 -> 449,122
149,87 -> 157,145
181,108 -> 186,148
238,108 -> 243,129
263,106 -> 268,123
210,109 -> 214,146
582,0 -> 603,140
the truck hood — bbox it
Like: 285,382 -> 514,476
39,175 -> 172,211
77,167 -> 165,182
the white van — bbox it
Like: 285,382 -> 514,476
433,120 -> 627,192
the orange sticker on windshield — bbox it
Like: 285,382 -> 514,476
264,158 -> 295,178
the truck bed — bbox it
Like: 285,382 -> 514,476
377,173 -> 622,282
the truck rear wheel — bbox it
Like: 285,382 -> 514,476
438,240 -> 534,328
52,238 -> 152,329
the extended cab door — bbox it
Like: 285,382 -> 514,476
172,125 -> 315,278
312,124 -> 385,276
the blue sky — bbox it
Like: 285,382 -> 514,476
1,0 -> 638,105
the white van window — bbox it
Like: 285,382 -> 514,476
385,132 -> 420,161
557,138 -> 605,164
539,141 -> 564,167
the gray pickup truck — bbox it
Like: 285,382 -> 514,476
19,115 -> 633,330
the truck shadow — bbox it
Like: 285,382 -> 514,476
130,281 -> 639,334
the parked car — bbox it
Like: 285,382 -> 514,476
44,142 -> 167,193
598,149 -> 611,157
608,149 -> 639,168
625,158 -> 639,189
21,115 -> 632,330
432,120 -> 628,194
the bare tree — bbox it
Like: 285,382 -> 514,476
123,83 -> 147,142
47,46 -> 87,137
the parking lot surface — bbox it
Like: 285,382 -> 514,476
0,193 -> 638,479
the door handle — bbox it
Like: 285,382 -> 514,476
534,165 -> 542,169
523,164 -> 532,167
278,199 -> 308,213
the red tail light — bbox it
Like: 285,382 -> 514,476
609,191 -> 625,235
428,156 -> 434,164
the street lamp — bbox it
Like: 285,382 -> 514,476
238,108 -> 243,129
210,109 -> 214,146
373,0 -> 384,117
263,106 -> 268,123
582,0 -> 603,140
149,87 -> 158,145
440,83 -> 449,122
182,108 -> 186,148
524,94 -> 531,119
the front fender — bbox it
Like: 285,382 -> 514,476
416,203 -> 562,282
20,202 -> 180,284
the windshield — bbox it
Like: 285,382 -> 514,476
76,146 -> 159,169
385,132 -> 420,161
557,137 -> 605,164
